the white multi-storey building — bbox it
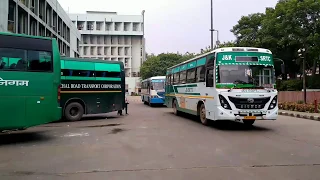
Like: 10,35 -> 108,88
0,0 -> 81,57
69,11 -> 145,95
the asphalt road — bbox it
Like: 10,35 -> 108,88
0,96 -> 320,180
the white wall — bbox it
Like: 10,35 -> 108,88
0,0 -> 8,32
131,36 -> 142,73
126,77 -> 141,95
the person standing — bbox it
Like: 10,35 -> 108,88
125,94 -> 129,115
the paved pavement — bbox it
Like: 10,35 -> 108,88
0,96 -> 320,180
279,110 -> 320,121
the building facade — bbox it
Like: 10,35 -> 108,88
0,0 -> 81,57
69,11 -> 145,95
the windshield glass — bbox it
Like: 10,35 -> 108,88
218,65 -> 274,88
152,81 -> 165,90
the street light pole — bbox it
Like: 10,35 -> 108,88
142,10 -> 145,63
210,0 -> 213,50
298,48 -> 307,104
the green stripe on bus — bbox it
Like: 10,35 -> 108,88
61,60 -> 65,69
95,77 -> 121,81
64,76 -> 95,80
196,57 -> 206,66
180,64 -> 187,71
95,63 -> 120,72
62,76 -> 121,81
187,61 -> 196,69
64,60 -> 95,71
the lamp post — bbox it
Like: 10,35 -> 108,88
298,48 -> 306,104
210,0 -> 213,49
209,29 -> 220,49
141,10 -> 145,63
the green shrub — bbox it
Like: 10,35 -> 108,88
277,79 -> 302,91
279,102 -> 320,113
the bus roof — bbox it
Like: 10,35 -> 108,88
141,76 -> 166,82
61,57 -> 124,65
167,47 -> 272,70
0,31 -> 53,40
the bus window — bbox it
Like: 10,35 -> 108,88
173,73 -> 180,84
0,48 -> 27,71
180,71 -> 187,84
28,50 -> 52,72
196,66 -> 205,82
206,68 -> 214,87
186,68 -> 196,83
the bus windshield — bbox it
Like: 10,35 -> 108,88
152,81 -> 165,90
217,65 -> 274,88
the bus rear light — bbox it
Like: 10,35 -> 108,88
58,85 -> 61,103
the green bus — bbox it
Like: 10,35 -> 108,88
165,47 -> 279,126
60,57 -> 125,121
0,32 -> 61,131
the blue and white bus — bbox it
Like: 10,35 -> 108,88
141,76 -> 166,106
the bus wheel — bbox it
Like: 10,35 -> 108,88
64,102 -> 84,122
199,104 -> 208,125
172,100 -> 179,115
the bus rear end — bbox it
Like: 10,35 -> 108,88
0,32 -> 61,131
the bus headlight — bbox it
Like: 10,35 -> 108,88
268,95 -> 277,110
219,95 -> 231,110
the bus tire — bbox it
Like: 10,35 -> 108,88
172,99 -> 180,115
64,102 -> 84,122
199,104 -> 208,125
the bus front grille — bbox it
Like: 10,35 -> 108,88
228,96 -> 271,109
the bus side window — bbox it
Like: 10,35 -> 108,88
105,71 -> 120,78
28,50 -> 52,72
186,68 -> 196,83
196,66 -> 205,82
180,71 -> 187,84
173,73 -> 180,85
206,68 -> 214,87
206,53 -> 215,67
0,48 -> 27,71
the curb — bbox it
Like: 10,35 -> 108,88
279,111 -> 320,121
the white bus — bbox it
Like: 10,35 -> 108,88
141,76 -> 166,106
165,47 -> 283,126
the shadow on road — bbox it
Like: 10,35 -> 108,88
142,103 -> 167,108
0,131 -> 53,146
167,111 -> 272,132
51,113 -> 121,124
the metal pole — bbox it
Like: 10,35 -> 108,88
142,10 -> 145,63
210,0 -> 213,50
303,52 -> 306,104
142,10 -> 145,36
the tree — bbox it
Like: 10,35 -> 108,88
216,41 -> 237,48
231,13 -> 265,47
230,0 -> 320,78
140,53 -> 186,79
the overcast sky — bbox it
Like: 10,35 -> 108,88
58,0 -> 278,54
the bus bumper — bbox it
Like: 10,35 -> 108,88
55,107 -> 62,121
150,97 -> 165,104
213,106 -> 278,121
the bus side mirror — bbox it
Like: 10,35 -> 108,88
151,86 -> 154,90
281,64 -> 285,74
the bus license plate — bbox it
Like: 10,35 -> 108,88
244,116 -> 256,120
